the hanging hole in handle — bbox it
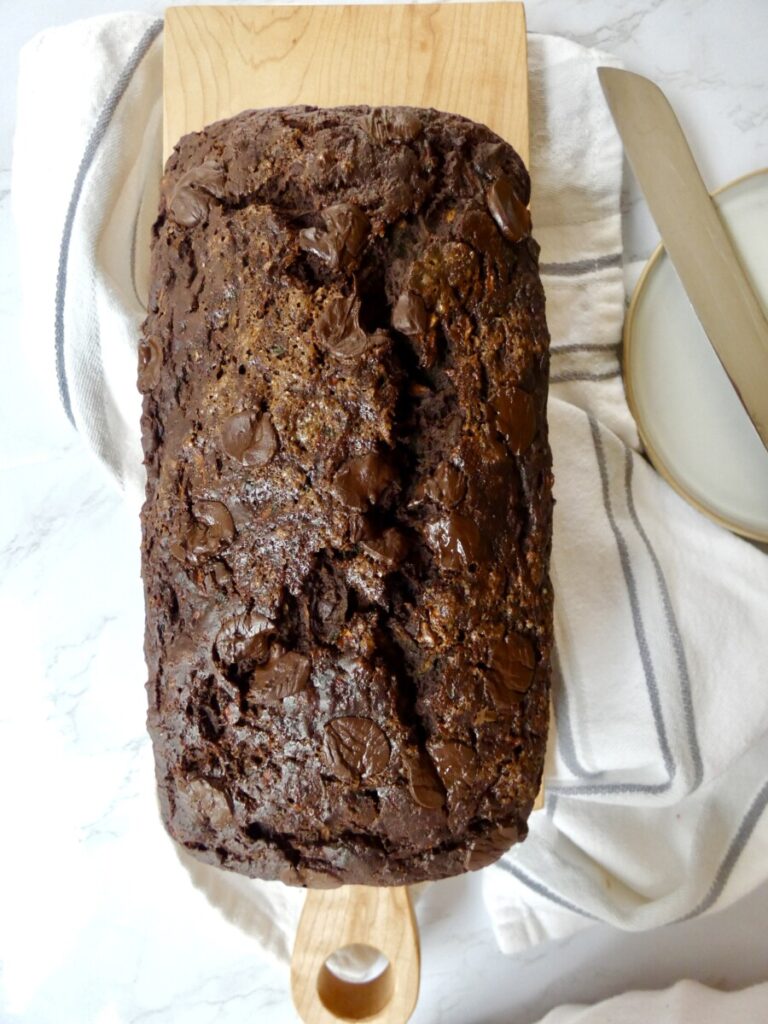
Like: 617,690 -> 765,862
318,944 -> 393,1020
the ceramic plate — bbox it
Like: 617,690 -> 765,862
625,168 -> 768,542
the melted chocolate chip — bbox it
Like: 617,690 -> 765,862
249,646 -> 312,702
138,337 -> 162,393
197,500 -> 235,533
277,864 -> 302,886
465,824 -> 520,871
299,203 -> 369,270
221,411 -> 279,466
361,527 -> 409,568
430,741 -> 478,790
324,204 -> 369,258
365,107 -> 423,143
491,389 -> 536,454
392,292 -> 428,336
310,564 -> 348,643
323,717 -> 391,781
316,296 -> 390,360
485,633 -> 536,706
426,513 -> 486,571
332,452 -> 397,510
221,412 -> 255,461
167,160 -> 226,228
454,207 -> 502,252
298,227 -> 337,265
295,867 -> 343,889
215,611 -> 274,670
473,142 -> 508,179
486,176 -> 532,243
173,501 -> 236,564
177,776 -> 232,829
210,560 -> 232,588
424,462 -> 467,508
405,755 -> 446,810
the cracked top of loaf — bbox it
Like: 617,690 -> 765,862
139,105 -> 553,887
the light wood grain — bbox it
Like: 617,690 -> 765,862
291,885 -> 419,1024
165,13 -> 542,1016
164,3 -> 528,163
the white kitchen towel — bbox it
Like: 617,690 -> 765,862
12,11 -> 768,963
532,980 -> 768,1024
485,41 -> 768,953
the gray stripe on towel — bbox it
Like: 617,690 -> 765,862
541,253 -> 623,276
54,18 -> 163,427
551,367 -> 622,384
681,779 -> 768,920
551,646 -> 601,780
548,415 -> 675,797
499,414 -> 755,931
497,783 -> 768,926
495,860 -> 597,920
129,197 -> 145,309
551,341 -> 621,354
624,447 -> 704,790
590,413 -> 675,782
552,644 -> 666,792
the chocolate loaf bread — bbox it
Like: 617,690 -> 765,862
139,106 -> 553,887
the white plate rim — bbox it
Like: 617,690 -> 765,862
624,165 -> 768,544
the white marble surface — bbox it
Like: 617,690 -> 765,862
1,1 -> 767,1022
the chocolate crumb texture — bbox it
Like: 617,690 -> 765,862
140,105 -> 553,887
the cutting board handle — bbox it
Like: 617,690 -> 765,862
291,885 -> 420,1024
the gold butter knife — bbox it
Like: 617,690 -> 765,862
599,67 -> 768,453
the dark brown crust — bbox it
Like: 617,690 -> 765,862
139,105 -> 553,887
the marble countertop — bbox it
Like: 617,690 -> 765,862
1,2 -> 767,1022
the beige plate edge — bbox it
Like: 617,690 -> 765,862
623,165 -> 768,544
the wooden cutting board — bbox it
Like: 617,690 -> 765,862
164,3 -> 528,162
164,6 -> 533,1022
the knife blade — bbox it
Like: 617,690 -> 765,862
598,66 -> 768,453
